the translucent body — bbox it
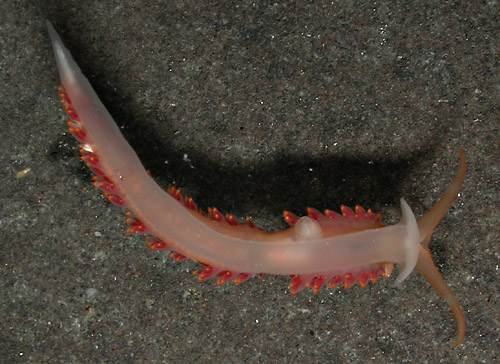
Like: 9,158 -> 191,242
47,22 -> 466,345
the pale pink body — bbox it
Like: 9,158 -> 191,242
47,22 -> 466,346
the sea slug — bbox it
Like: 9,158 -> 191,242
47,22 -> 466,346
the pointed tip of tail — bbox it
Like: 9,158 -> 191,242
414,149 -> 466,346
418,148 -> 466,247
417,246 -> 466,347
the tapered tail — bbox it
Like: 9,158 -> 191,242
417,148 -> 466,247
416,246 -> 465,346
416,148 -> 466,346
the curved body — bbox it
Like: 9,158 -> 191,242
47,22 -> 466,346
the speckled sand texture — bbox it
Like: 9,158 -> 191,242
1,1 -> 498,363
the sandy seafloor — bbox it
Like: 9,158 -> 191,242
1,1 -> 498,363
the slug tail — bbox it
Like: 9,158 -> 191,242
415,148 -> 466,346
416,246 -> 465,346
417,148 -> 466,247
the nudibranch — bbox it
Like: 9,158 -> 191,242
47,22 -> 466,346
